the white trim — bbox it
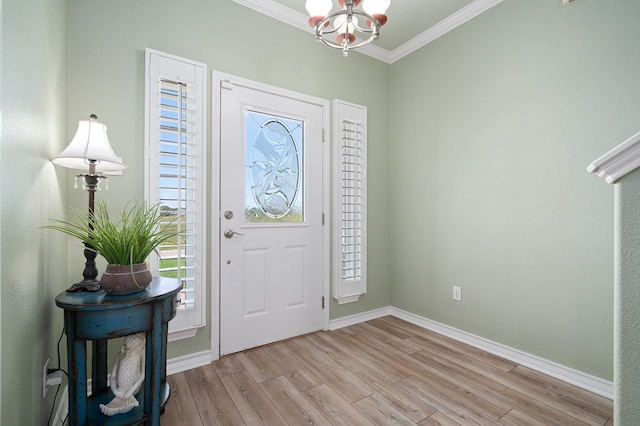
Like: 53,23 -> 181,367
389,0 -> 505,63
232,0 -> 311,34
328,305 -> 612,399
389,307 -> 614,400
334,293 -> 363,304
144,48 -> 208,333
230,0 -> 503,64
167,326 -> 201,343
211,70 -> 331,358
321,92 -> 331,331
333,99 -> 368,304
167,350 -> 213,376
328,306 -> 392,330
587,129 -> 640,184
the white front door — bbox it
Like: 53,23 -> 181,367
218,76 -> 327,355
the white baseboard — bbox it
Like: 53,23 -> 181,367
329,306 -> 392,330
167,350 -> 212,376
52,307 -> 611,425
388,307 -> 613,400
327,305 -> 612,399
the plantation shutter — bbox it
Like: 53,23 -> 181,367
145,49 -> 206,335
333,100 -> 367,304
158,79 -> 196,307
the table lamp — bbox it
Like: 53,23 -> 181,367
53,114 -> 127,292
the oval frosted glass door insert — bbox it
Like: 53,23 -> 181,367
245,110 -> 304,222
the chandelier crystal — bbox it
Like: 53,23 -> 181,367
305,0 -> 390,57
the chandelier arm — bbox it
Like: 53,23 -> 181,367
314,9 -> 381,52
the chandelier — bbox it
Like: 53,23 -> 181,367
305,0 -> 390,57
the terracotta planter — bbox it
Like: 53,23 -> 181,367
100,263 -> 152,295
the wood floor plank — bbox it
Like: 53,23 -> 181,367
419,411 -> 462,426
259,341 -> 324,392
398,375 -> 501,426
303,383 -> 374,425
349,328 -> 512,421
237,348 -> 281,384
504,366 -> 610,426
356,320 -> 425,354
211,352 -> 245,378
308,332 -> 438,423
354,392 -> 418,425
315,329 -> 414,382
410,345 -> 591,426
367,316 -> 426,340
508,365 -> 613,424
165,317 -> 612,426
184,364 -> 246,425
381,316 -> 518,372
163,373 -> 204,426
498,408 -> 549,426
287,337 -> 373,403
220,369 -> 287,425
260,375 -> 332,425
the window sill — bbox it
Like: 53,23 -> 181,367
334,293 -> 363,304
168,325 -> 203,343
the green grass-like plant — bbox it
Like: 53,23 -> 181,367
44,201 -> 180,265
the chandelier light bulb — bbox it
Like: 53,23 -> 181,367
306,0 -> 332,27
338,0 -> 362,8
363,0 -> 390,26
335,14 -> 357,44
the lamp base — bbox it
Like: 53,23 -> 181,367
66,279 -> 101,293
66,242 -> 101,292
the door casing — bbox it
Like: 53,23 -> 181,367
210,71 -> 330,359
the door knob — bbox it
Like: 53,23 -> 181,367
224,229 -> 244,239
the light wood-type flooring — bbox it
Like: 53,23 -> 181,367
163,316 -> 613,425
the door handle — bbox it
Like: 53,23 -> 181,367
224,229 -> 244,239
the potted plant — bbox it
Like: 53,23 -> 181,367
45,200 -> 179,294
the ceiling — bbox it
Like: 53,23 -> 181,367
231,0 -> 504,63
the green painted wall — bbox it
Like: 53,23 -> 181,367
1,0 -> 70,424
389,0 -> 640,380
4,0 -> 636,422
68,0 -> 391,359
614,169 -> 640,424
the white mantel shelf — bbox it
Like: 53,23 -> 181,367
588,130 -> 640,184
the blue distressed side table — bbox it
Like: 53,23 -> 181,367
55,277 -> 181,426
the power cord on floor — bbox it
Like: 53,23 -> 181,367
47,326 -> 69,426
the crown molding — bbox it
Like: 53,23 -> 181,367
232,0 -> 310,33
390,0 -> 505,63
231,0 -> 503,64
230,0 -> 393,62
588,130 -> 640,184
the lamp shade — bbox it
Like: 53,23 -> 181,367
53,116 -> 126,173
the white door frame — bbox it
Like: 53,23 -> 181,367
210,71 -> 330,360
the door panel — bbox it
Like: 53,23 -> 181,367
219,79 -> 325,355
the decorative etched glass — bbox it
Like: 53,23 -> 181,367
245,111 -> 303,222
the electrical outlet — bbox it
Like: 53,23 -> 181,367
42,358 -> 50,398
42,358 -> 64,397
453,286 -> 462,301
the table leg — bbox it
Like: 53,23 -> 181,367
92,339 -> 108,394
144,301 -> 163,425
65,312 -> 87,426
